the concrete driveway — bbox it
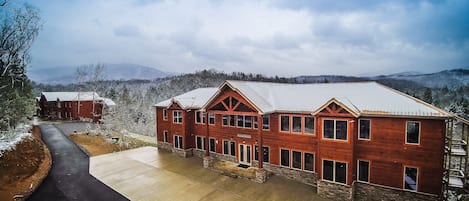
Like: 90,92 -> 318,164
90,147 -> 326,201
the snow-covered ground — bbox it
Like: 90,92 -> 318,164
0,127 -> 32,157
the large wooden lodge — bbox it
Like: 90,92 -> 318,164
155,80 -> 469,200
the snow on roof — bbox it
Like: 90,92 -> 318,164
98,97 -> 116,106
209,80 -> 452,118
155,88 -> 218,109
41,92 -> 100,101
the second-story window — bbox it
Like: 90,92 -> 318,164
359,119 -> 371,140
292,116 -> 302,133
208,113 -> 215,125
163,109 -> 168,121
262,115 -> 270,130
304,117 -> 315,134
323,119 -> 348,140
406,121 -> 420,144
222,115 -> 228,126
280,115 -> 290,132
195,111 -> 205,124
173,110 -> 183,124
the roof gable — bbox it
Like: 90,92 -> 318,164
312,98 -> 358,117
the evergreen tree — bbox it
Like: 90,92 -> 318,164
423,88 -> 433,104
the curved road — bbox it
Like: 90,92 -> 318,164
28,124 -> 128,201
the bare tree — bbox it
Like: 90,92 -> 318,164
0,3 -> 41,130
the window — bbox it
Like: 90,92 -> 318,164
173,111 -> 183,123
196,136 -> 205,150
280,116 -> 290,132
195,111 -> 205,124
230,141 -> 236,156
323,120 -> 348,140
262,116 -> 270,130
208,113 -> 215,125
280,149 -> 290,167
237,115 -> 244,127
404,166 -> 418,191
223,140 -> 229,155
253,116 -> 258,129
163,131 -> 169,143
174,136 -> 183,149
292,116 -> 302,133
406,121 -> 420,144
323,160 -> 347,184
254,145 -> 269,163
292,151 -> 302,169
304,117 -> 315,134
358,160 -> 370,182
245,116 -> 252,128
209,138 -> 216,152
163,109 -> 168,120
222,115 -> 228,126
304,153 -> 314,172
229,115 -> 235,127
359,119 -> 371,140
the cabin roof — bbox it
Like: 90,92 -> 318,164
41,92 -> 116,106
155,88 -> 218,109
203,80 -> 452,118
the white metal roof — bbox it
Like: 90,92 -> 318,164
41,92 -> 116,106
204,80 -> 452,118
155,88 -> 218,109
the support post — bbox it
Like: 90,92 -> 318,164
205,111 -> 210,157
258,114 -> 263,169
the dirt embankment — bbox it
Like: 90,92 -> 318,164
0,127 -> 51,201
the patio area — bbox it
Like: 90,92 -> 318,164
89,147 -> 326,201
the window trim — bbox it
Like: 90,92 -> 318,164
280,148 -> 290,168
163,109 -> 168,121
322,119 -> 348,141
280,115 -> 291,133
254,145 -> 270,164
403,165 -> 419,192
163,130 -> 169,143
303,116 -> 315,134
291,116 -> 303,134
291,150 -> 303,170
195,136 -> 206,150
358,119 -> 371,140
322,159 -> 348,185
303,152 -> 315,173
222,115 -> 229,127
357,159 -> 370,183
195,111 -> 205,124
262,115 -> 270,131
173,135 -> 183,149
405,121 -> 421,145
209,137 -> 217,153
173,110 -> 183,124
208,113 -> 215,125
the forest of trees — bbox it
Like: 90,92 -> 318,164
32,69 -> 469,136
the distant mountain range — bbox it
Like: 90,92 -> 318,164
28,63 -> 171,84
294,68 -> 469,89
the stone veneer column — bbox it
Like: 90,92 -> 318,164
203,156 -> 214,168
255,169 -> 267,183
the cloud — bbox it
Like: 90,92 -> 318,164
28,0 -> 469,76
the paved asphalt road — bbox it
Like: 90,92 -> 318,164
28,124 -> 129,201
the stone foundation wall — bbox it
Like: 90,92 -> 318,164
255,162 -> 316,185
157,141 -> 173,151
354,182 -> 439,201
193,149 -> 206,158
211,152 -> 237,163
172,148 -> 193,158
317,180 -> 353,201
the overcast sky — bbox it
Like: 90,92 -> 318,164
25,0 -> 469,76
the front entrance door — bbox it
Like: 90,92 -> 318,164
239,144 -> 251,165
